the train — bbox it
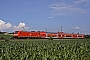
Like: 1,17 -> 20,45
13,30 -> 84,39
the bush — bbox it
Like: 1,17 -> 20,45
49,36 -> 53,40
85,35 -> 90,38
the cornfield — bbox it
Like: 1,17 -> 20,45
0,39 -> 90,60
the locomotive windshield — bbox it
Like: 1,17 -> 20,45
15,31 -> 19,34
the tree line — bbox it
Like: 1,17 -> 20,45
84,34 -> 90,38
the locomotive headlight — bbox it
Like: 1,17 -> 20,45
30,34 -> 31,35
14,34 -> 18,36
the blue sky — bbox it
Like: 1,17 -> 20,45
0,0 -> 90,34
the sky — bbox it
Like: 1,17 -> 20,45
0,0 -> 90,34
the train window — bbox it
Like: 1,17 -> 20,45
31,31 -> 35,32
53,36 -> 56,37
66,36 -> 72,37
62,35 -> 64,36
48,36 -> 50,37
20,32 -> 21,34
58,35 -> 61,36
73,35 -> 76,36
15,31 -> 19,34
43,34 -> 45,35
78,36 -> 82,37
41,34 -> 45,36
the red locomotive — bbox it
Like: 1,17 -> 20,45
14,30 -> 84,39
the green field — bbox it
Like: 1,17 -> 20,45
0,34 -> 13,39
0,39 -> 90,60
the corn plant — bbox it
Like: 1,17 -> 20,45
0,39 -> 90,60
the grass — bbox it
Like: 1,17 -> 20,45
0,34 -> 13,39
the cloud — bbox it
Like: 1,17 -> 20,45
82,29 -> 87,31
51,13 -> 66,16
0,20 -> 12,30
73,27 -> 80,29
49,3 -> 88,16
0,20 -> 29,31
49,3 -> 87,13
72,26 -> 88,34
14,23 -> 25,29
48,16 -> 54,18
75,0 -> 90,3
13,22 -> 29,30
75,0 -> 90,6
